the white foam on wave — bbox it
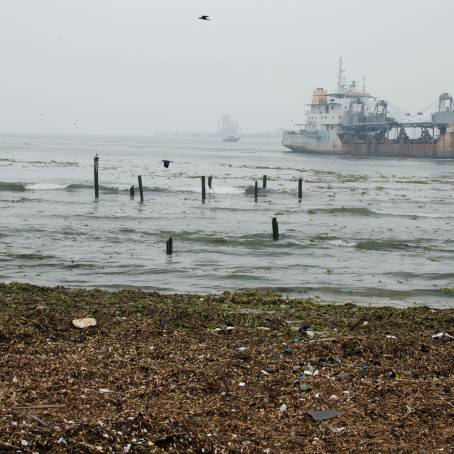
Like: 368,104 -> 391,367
26,183 -> 68,190
175,185 -> 243,194
327,239 -> 356,247
210,186 -> 244,194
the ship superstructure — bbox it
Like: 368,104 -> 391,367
282,59 -> 454,158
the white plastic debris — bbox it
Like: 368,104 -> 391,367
57,438 -> 67,445
124,444 -> 131,453
329,394 -> 338,400
331,427 -> 346,433
99,388 -> 111,394
72,318 -> 97,329
239,382 -> 245,387
279,403 -> 287,412
362,321 -> 369,326
303,365 -> 319,376
432,332 -> 453,342
21,440 -> 29,446
386,335 -> 397,339
237,347 -> 248,352
12,376 -> 18,384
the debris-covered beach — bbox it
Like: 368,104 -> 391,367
0,283 -> 452,453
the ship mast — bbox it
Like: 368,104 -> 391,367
337,57 -> 345,91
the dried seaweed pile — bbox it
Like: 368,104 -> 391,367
0,283 -> 453,453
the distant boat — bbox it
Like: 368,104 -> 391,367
223,135 -> 240,143
218,114 -> 240,142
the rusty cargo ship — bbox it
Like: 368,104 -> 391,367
282,59 -> 454,158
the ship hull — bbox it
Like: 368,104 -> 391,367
283,127 -> 454,158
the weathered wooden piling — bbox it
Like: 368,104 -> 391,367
254,181 -> 258,201
166,237 -> 173,255
138,176 -> 144,202
201,176 -> 206,202
94,156 -> 99,199
208,175 -> 213,189
263,175 -> 267,188
129,185 -> 135,198
272,217 -> 279,241
298,178 -> 303,200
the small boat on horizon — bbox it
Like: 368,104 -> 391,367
222,135 -> 240,142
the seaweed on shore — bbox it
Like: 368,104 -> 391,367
0,283 -> 453,453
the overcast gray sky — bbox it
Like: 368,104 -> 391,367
0,0 -> 453,135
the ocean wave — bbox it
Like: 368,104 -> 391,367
0,182 -> 26,192
306,206 -> 454,220
0,181 -> 172,194
8,253 -> 56,260
0,159 -> 78,167
355,240 -> 412,251
377,211 -> 454,219
308,207 -> 378,216
244,185 -> 270,195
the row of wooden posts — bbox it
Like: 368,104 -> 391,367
93,156 -> 288,255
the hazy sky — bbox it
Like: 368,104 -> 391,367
0,0 -> 453,134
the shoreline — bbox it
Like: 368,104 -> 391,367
0,283 -> 453,452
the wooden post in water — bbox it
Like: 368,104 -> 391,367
254,181 -> 258,202
166,237 -> 173,255
263,175 -> 267,188
272,217 -> 279,241
138,176 -> 144,202
129,185 -> 135,198
94,156 -> 99,199
298,178 -> 303,200
201,176 -> 206,202
208,175 -> 213,189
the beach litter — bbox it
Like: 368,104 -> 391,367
306,408 -> 343,421
303,365 -> 319,376
0,284 -> 453,452
432,332 -> 453,342
72,317 -> 97,329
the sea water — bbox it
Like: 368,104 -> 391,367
1,133 -> 454,308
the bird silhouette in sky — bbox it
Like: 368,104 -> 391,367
162,160 -> 174,168
198,15 -> 210,20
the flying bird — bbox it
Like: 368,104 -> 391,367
198,15 -> 210,20
162,160 -> 174,168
